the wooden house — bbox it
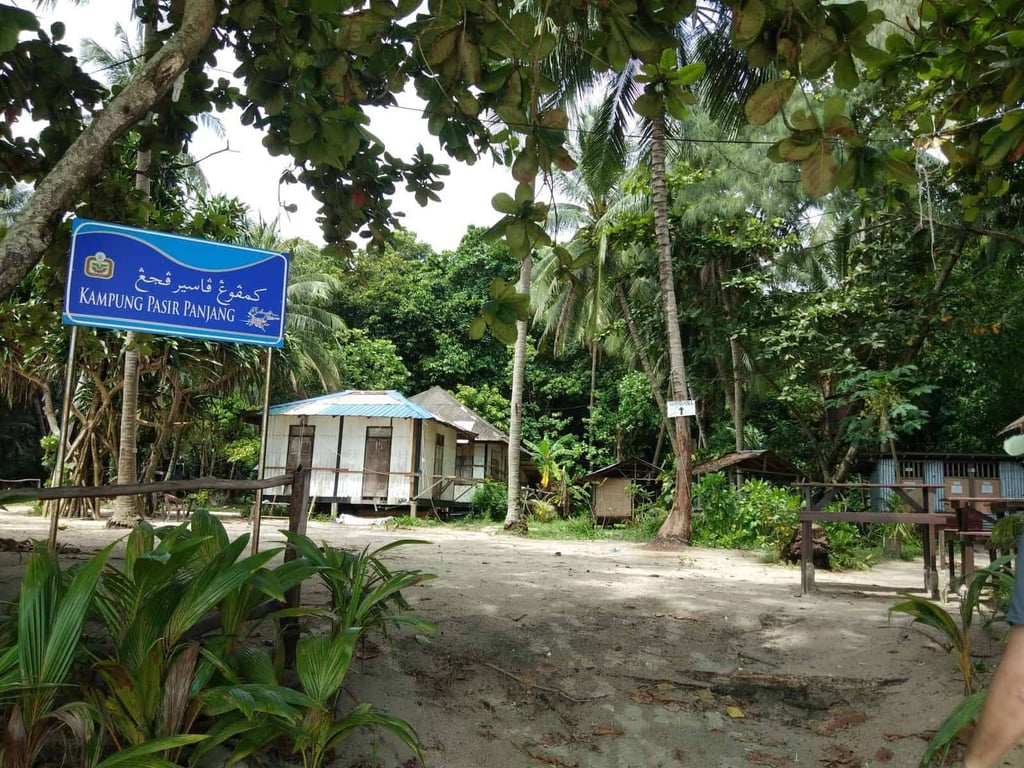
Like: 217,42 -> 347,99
262,390 -> 461,516
409,386 -> 509,506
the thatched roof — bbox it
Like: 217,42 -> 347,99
577,458 -> 662,484
692,450 -> 803,482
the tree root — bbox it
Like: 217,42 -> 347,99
473,659 -> 607,704
619,669 -> 907,709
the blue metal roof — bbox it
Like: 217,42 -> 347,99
269,390 -> 438,420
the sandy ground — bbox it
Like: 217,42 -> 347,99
1,508 -> 1022,768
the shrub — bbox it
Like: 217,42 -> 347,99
472,480 -> 507,522
631,504 -> 668,539
566,513 -> 600,539
0,513 -> 430,768
692,474 -> 800,551
529,498 -> 559,523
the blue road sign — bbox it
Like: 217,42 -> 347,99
63,218 -> 289,347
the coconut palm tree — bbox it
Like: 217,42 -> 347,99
541,48 -> 700,541
532,105 -> 647,466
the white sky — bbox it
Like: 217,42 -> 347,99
32,3 -> 513,253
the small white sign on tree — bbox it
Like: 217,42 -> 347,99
666,400 -> 696,418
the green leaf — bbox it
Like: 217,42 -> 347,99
289,118 -> 316,145
511,148 -> 538,183
21,542 -> 116,693
297,627 -> 362,704
634,92 -> 662,120
800,145 -> 839,196
491,192 -> 517,215
833,50 -> 859,88
468,317 -> 487,340
790,109 -> 818,131
506,221 -> 528,258
800,31 -> 835,78
491,319 -> 518,345
778,138 -> 822,161
674,62 -> 706,86
920,691 -> 986,768
0,6 -> 38,53
664,87 -> 690,121
745,79 -> 796,125
94,734 -> 207,768
514,182 -> 533,206
823,94 -> 846,124
880,154 -> 918,187
732,0 -> 766,45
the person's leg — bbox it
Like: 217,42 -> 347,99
964,625 -> 1024,767
964,532 -> 1024,767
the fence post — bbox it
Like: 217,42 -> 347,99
283,464 -> 311,668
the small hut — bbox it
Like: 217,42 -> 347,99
577,458 -> 662,523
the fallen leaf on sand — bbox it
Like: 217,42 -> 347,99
745,750 -> 791,767
524,749 -> 576,767
820,744 -> 862,767
726,706 -> 746,719
814,707 -> 868,735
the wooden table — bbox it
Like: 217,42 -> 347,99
794,482 -> 947,598
945,497 -> 1024,582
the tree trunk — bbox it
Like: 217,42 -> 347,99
141,375 -> 183,483
650,113 -> 693,545
108,11 -> 161,528
504,252 -> 531,534
730,336 -> 744,452
0,0 -> 218,302
108,332 -> 142,527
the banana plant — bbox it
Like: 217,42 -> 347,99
0,541 -> 115,768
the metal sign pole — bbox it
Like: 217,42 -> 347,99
251,347 -> 274,555
48,325 -> 79,551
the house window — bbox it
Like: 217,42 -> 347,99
286,425 -> 315,470
898,460 -> 924,479
489,446 -> 506,481
943,460 -> 999,479
456,443 -> 474,478
434,434 -> 445,478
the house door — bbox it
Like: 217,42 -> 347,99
286,425 -> 315,471
362,426 -> 392,500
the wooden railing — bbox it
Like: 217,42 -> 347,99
0,469 -> 309,557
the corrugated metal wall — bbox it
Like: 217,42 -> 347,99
872,458 -> 895,510
1000,461 -> 1024,496
924,460 -> 945,510
869,457 -> 1024,511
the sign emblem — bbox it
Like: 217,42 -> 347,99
84,251 -> 113,279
